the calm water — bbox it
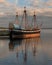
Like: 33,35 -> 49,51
0,29 -> 52,65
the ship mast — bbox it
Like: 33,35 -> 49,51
24,7 -> 27,29
15,0 -> 18,24
32,12 -> 36,29
34,12 -> 36,29
15,0 -> 17,12
15,12 -> 19,24
22,7 -> 28,30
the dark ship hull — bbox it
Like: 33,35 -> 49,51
10,29 -> 40,39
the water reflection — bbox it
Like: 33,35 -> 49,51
9,37 -> 40,62
9,39 -> 22,51
0,29 -> 52,65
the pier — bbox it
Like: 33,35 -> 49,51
0,28 -> 9,38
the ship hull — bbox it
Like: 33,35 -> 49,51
10,29 -> 40,39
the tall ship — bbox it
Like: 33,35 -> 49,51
9,7 -> 40,39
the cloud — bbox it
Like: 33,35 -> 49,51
25,0 -> 52,7
0,12 -> 4,15
0,0 -> 5,2
46,0 -> 52,6
0,0 -> 16,15
0,0 -> 52,16
22,0 -> 52,16
14,6 -> 52,16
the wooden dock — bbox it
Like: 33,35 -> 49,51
0,28 -> 9,38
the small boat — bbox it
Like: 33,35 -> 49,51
9,7 -> 40,39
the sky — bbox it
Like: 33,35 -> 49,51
0,0 -> 52,16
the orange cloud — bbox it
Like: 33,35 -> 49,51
0,0 -> 5,2
46,1 -> 52,6
0,12 -> 5,17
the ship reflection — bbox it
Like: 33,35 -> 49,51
9,37 -> 40,62
9,39 -> 22,51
